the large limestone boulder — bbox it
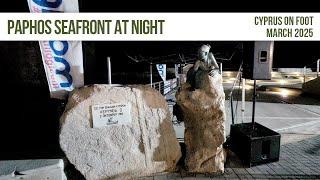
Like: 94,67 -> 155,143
59,85 -> 181,180
176,71 -> 226,173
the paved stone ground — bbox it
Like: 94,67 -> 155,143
139,134 -> 320,179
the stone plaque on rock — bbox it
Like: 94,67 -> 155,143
92,103 -> 132,128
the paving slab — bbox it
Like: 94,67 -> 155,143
0,159 -> 66,180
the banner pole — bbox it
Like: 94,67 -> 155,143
150,63 -> 153,87
107,57 -> 112,84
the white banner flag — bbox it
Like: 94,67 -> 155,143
156,64 -> 166,81
27,0 -> 84,99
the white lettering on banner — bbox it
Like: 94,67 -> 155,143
156,64 -> 166,81
27,0 -> 84,99
92,103 -> 132,128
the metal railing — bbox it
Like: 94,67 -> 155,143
228,64 -> 243,125
222,70 -> 318,88
150,78 -> 178,95
151,81 -> 164,94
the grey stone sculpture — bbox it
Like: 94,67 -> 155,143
187,44 -> 220,89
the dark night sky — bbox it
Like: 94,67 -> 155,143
273,42 -> 320,68
81,41 -> 320,84
92,41 -> 320,69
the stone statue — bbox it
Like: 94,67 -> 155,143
176,44 -> 226,173
187,44 -> 220,89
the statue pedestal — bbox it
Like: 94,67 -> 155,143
176,73 -> 226,173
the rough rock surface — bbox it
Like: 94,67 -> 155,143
59,85 -> 181,180
302,77 -> 320,97
176,72 -> 226,173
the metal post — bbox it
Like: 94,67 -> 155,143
241,78 -> 246,123
303,66 -> 306,83
252,80 -> 257,131
230,95 -> 235,125
107,57 -> 112,84
220,62 -> 223,75
317,59 -> 319,77
150,63 -> 153,87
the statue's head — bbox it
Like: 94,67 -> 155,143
198,44 -> 211,61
